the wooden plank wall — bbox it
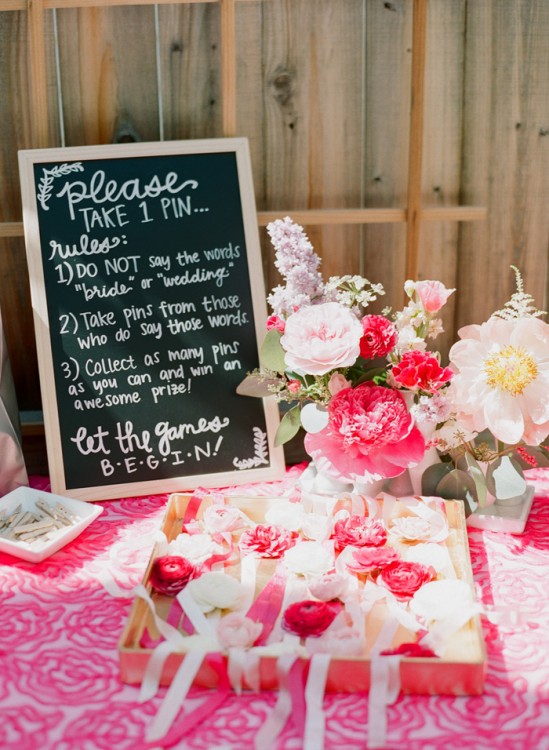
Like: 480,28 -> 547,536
0,0 -> 548,474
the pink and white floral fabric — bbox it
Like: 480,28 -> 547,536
1,465 -> 548,750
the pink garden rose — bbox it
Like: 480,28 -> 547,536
415,280 -> 455,313
238,524 -> 297,558
378,561 -> 436,599
282,600 -> 341,639
304,383 -> 425,482
359,315 -> 398,359
346,546 -> 401,575
149,555 -> 198,596
280,302 -> 363,375
391,350 -> 453,393
332,515 -> 387,550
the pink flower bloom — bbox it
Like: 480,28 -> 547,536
359,315 -> 398,359
216,613 -> 263,649
448,316 -> 549,445
149,555 -> 198,596
380,642 -> 437,658
282,600 -> 341,639
391,350 -> 453,393
287,378 -> 301,393
328,372 -> 352,396
280,302 -> 363,375
332,515 -> 387,550
378,561 -> 436,599
238,524 -> 297,558
266,314 -> 285,332
308,572 -> 348,601
346,546 -> 401,575
304,383 -> 425,482
415,280 -> 455,313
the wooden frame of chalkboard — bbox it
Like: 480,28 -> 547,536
18,138 -> 285,501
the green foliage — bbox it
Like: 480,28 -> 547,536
274,405 -> 302,446
259,329 -> 286,373
236,373 -> 279,398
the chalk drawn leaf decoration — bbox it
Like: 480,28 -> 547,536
233,428 -> 269,470
37,162 -> 84,211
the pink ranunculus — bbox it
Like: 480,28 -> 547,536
391,350 -> 453,394
377,561 -> 436,599
304,383 -> 425,482
216,613 -> 263,649
415,280 -> 455,313
281,600 -> 341,639
149,555 -> 198,596
328,372 -> 352,396
308,572 -> 348,601
266,314 -> 285,332
346,546 -> 401,575
280,302 -> 363,375
238,524 -> 297,559
359,315 -> 398,359
332,515 -> 387,551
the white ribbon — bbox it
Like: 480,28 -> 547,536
177,588 -> 217,638
304,652 -> 331,750
253,653 -> 299,750
367,653 -> 401,749
227,647 -> 261,694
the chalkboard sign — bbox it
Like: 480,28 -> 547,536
19,139 -> 285,501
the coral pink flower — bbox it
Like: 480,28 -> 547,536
391,350 -> 453,393
378,561 -> 436,599
448,316 -> 549,445
304,383 -> 425,482
415,280 -> 455,313
266,314 -> 285,332
287,378 -> 301,393
238,524 -> 296,558
346,546 -> 401,575
359,315 -> 398,359
280,302 -> 363,375
332,515 -> 387,550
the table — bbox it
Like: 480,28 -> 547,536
1,464 -> 548,750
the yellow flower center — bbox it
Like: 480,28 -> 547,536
484,345 -> 538,396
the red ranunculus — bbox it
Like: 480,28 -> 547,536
378,561 -> 436,599
346,546 -> 401,575
359,315 -> 398,359
332,515 -> 387,551
238,524 -> 297,558
281,600 -> 341,639
149,555 -> 198,596
380,642 -> 437,658
391,350 -> 453,394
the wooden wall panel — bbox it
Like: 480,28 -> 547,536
56,6 -> 160,145
457,0 -> 549,330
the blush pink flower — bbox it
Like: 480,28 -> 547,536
238,524 -> 297,558
304,383 -> 425,482
328,372 -> 352,396
282,600 -> 341,638
280,302 -> 363,375
346,546 -> 401,575
377,561 -> 436,599
391,350 -> 453,393
415,280 -> 455,313
149,555 -> 198,596
266,314 -> 285,332
359,315 -> 398,359
332,515 -> 387,550
216,613 -> 263,649
287,378 -> 301,393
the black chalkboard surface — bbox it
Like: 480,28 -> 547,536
19,139 -> 285,501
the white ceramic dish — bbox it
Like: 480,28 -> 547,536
0,486 -> 103,562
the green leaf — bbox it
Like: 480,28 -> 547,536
274,405 -> 302,446
236,374 -> 278,398
420,462 -> 453,495
259,329 -> 287,373
485,456 -> 527,500
436,469 -> 479,516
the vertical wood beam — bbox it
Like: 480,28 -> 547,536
27,0 -> 50,147
405,0 -> 428,281
220,0 -> 237,136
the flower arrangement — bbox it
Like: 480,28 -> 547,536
239,217 -> 549,512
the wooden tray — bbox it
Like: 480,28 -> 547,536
119,493 -> 486,695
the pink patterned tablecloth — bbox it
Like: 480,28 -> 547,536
1,465 -> 548,750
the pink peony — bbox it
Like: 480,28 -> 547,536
280,302 -> 363,375
346,546 -> 401,575
359,315 -> 398,359
391,350 -> 453,393
304,383 -> 425,482
415,280 -> 455,313
238,524 -> 296,558
332,515 -> 387,550
378,561 -> 436,599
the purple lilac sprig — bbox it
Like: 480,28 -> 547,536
266,217 -> 325,318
